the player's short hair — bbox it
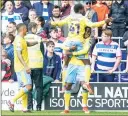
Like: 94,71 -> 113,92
74,3 -> 84,13
16,23 -> 26,32
46,41 -> 55,47
3,33 -> 15,43
102,29 -> 112,37
28,22 -> 37,31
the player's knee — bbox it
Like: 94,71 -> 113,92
65,84 -> 72,90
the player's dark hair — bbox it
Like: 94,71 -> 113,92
28,22 -> 37,31
74,3 -> 84,13
46,41 -> 55,47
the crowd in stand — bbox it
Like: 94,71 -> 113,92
1,0 -> 128,84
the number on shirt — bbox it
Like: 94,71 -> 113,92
69,22 -> 80,34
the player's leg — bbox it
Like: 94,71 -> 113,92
21,93 -> 29,112
61,64 -> 77,114
62,83 -> 72,113
80,62 -> 93,94
77,65 -> 92,113
82,89 -> 90,114
8,71 -> 32,112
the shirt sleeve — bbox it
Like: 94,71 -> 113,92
116,45 -> 122,57
92,44 -> 98,56
72,38 -> 91,55
85,18 -> 105,28
15,40 -> 22,51
51,16 -> 70,27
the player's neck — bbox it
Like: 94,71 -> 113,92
18,33 -> 25,38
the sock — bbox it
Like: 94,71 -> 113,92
22,93 -> 28,110
85,65 -> 91,82
62,69 -> 67,87
82,90 -> 88,107
12,87 -> 28,103
64,91 -> 71,110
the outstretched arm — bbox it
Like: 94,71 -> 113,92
50,16 -> 70,27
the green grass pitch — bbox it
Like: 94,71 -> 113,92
2,111 -> 128,116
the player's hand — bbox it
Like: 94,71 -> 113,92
107,69 -> 114,74
70,46 -> 76,50
25,66 -> 31,74
105,17 -> 113,24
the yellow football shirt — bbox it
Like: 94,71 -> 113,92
14,35 -> 29,72
51,14 -> 105,42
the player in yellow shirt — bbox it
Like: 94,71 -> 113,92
7,23 -> 40,112
50,4 -> 112,114
50,3 -> 112,68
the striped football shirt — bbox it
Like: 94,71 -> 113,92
92,41 -> 122,70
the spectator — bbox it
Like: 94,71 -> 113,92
92,0 -> 109,36
84,0 -> 98,55
24,9 -> 37,27
3,34 -> 14,61
56,27 -> 66,42
1,49 -> 11,82
35,16 -> 47,39
2,1 -> 23,33
91,29 -> 122,82
33,0 -> 54,22
123,30 -> 128,72
44,5 -> 61,38
49,27 -> 63,58
30,1 -> 40,6
14,0 -> 29,22
43,41 -> 61,82
3,33 -> 16,82
105,0 -> 113,9
109,0 -> 128,41
61,0 -> 71,18
6,22 -> 17,36
22,0 -> 32,10
92,0 -> 109,22
25,22 -> 44,111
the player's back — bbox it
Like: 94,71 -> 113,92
67,14 -> 86,41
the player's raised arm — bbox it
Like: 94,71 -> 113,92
85,17 -> 113,28
50,16 -> 70,27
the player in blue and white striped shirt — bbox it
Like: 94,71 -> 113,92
91,29 -> 122,82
